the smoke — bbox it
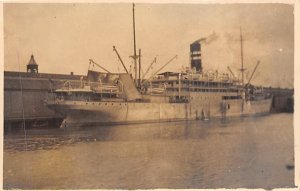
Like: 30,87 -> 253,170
205,32 -> 218,45
193,32 -> 218,45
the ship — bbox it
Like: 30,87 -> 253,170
45,4 -> 272,128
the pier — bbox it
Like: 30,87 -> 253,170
4,68 -> 86,131
264,87 -> 294,113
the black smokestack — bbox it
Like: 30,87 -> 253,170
190,42 -> 202,72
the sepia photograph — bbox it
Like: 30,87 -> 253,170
2,1 -> 296,189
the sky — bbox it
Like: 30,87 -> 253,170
4,3 -> 294,88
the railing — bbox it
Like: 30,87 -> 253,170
151,72 -> 237,83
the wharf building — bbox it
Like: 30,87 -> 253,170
4,55 -> 85,131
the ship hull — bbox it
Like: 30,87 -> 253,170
47,98 -> 272,127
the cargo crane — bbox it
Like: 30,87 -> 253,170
142,57 -> 157,80
227,60 -> 260,87
244,60 -> 263,100
246,60 -> 260,86
227,66 -> 236,79
141,55 -> 177,85
147,55 -> 178,81
113,46 -> 129,74
88,59 -> 111,73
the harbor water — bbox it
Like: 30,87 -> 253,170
3,113 -> 294,189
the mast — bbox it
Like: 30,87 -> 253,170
132,3 -> 138,84
138,48 -> 141,87
240,27 -> 244,87
240,27 -> 246,113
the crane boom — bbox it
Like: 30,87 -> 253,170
113,46 -> 129,74
247,60 -> 260,85
227,66 -> 236,78
89,59 -> 111,73
142,57 -> 157,79
146,55 -> 177,81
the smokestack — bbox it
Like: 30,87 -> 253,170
190,42 -> 202,72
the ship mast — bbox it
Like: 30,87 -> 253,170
240,27 -> 246,113
240,27 -> 245,87
132,3 -> 138,85
138,49 -> 141,87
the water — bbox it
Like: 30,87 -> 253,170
3,113 -> 294,189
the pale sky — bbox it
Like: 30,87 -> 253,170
4,3 -> 294,88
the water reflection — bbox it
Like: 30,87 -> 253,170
4,118 -> 229,152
